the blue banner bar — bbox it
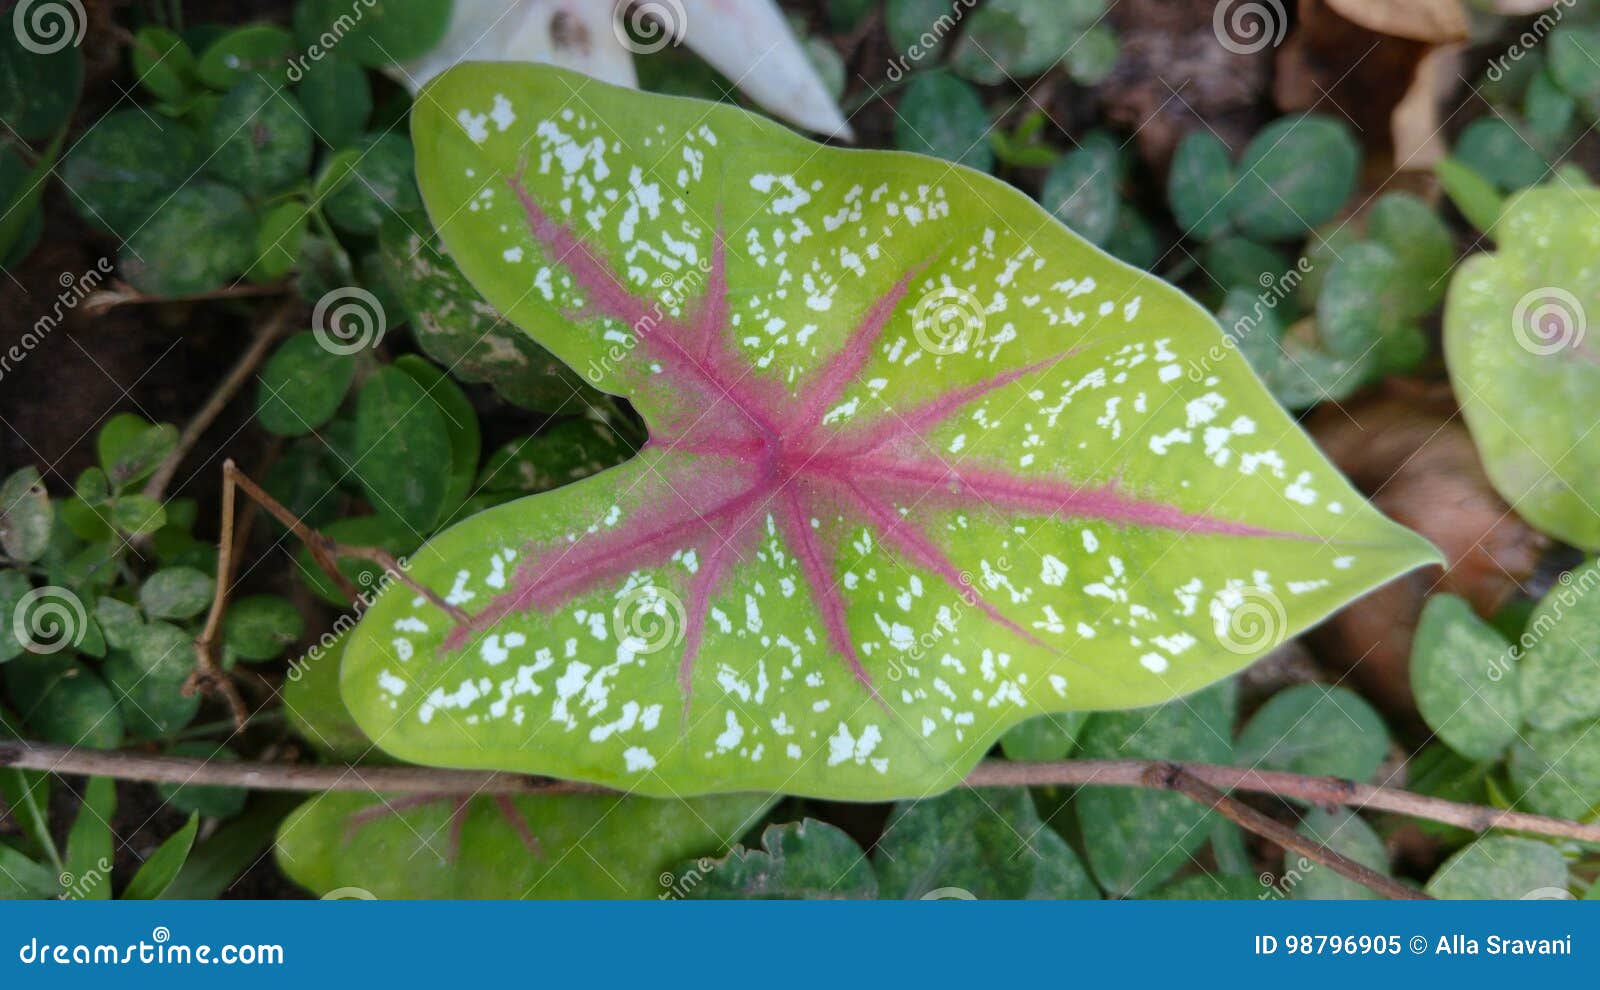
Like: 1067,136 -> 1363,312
1,901 -> 1593,987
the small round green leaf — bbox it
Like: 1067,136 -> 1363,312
685,819 -> 876,899
1229,115 -> 1359,241
138,566 -> 214,621
0,25 -> 82,141
352,367 -> 452,532
1289,808 -> 1391,901
1235,683 -> 1389,781
1424,836 -> 1569,900
893,71 -> 993,172
120,183 -> 258,297
1074,684 -> 1233,897
1454,118 -> 1548,193
255,332 -> 357,436
293,53 -> 371,149
4,656 -> 123,749
1041,138 -> 1120,246
0,467 -> 52,563
293,0 -> 454,67
195,25 -> 294,89
206,78 -> 314,197
131,27 -> 198,103
1410,593 -> 1521,760
223,594 -> 305,662
108,622 -> 200,738
321,133 -> 422,235
60,112 -> 199,239
1065,24 -> 1119,86
875,787 -> 1049,899
1169,130 -> 1235,241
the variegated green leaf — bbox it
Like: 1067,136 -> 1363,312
340,64 -> 1438,799
275,790 -> 770,899
1446,184 -> 1600,549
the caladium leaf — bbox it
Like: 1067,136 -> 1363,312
341,64 -> 1438,800
274,790 -> 772,899
1446,184 -> 1600,549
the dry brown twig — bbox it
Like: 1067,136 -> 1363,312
189,460 -> 471,728
142,297 -> 299,503
1150,762 -> 1427,900
6,739 -> 1598,900
83,279 -> 291,318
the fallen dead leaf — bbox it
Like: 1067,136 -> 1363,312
1277,0 -> 1467,174
1324,0 -> 1468,44
1305,382 -> 1549,716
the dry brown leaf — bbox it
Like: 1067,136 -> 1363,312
1491,0 -> 1562,13
1325,0 -> 1469,44
1391,44 -> 1461,170
1277,0 -> 1465,175
1305,384 -> 1548,716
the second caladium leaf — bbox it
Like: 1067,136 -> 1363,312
341,64 -> 1437,799
1446,184 -> 1600,550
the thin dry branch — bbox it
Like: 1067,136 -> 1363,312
142,297 -> 299,502
5,741 -> 1598,847
190,459 -> 473,728
84,279 -> 291,318
1150,762 -> 1427,900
